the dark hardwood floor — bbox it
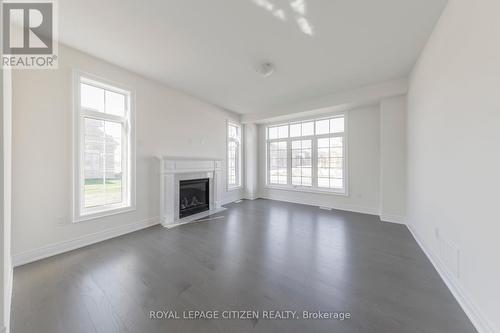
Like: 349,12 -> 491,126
11,199 -> 476,333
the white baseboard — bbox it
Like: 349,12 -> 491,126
12,217 -> 160,267
259,194 -> 379,216
1,258 -> 13,333
5,264 -> 13,332
222,197 -> 243,205
380,213 -> 406,225
407,224 -> 494,333
244,190 -> 258,200
222,189 -> 244,206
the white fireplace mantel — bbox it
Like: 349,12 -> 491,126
158,156 -> 225,228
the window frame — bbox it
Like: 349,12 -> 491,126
226,120 -> 242,190
265,113 -> 348,196
73,70 -> 136,222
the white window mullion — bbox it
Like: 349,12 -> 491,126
82,109 -> 124,123
237,142 -> 241,186
312,138 -> 318,188
103,121 -> 107,204
287,138 -> 292,186
79,114 -> 86,213
266,142 -> 270,185
121,120 -> 128,205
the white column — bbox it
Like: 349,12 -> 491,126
1,64 -> 13,332
244,123 -> 258,200
160,173 -> 175,227
214,161 -> 223,208
379,96 -> 407,223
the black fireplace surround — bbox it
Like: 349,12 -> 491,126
179,178 -> 209,218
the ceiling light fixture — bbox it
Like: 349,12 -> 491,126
256,62 -> 275,77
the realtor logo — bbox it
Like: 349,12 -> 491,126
2,0 -> 58,68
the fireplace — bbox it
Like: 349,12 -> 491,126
179,178 -> 209,218
158,157 -> 225,227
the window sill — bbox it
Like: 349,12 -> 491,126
264,185 -> 348,196
74,206 -> 136,223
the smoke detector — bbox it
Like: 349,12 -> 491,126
256,62 -> 275,77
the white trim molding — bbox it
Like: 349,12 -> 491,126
12,217 -> 159,267
244,192 -> 258,200
264,184 -> 348,197
380,214 -> 406,225
259,195 -> 380,216
1,265 -> 12,333
407,224 -> 495,333
7,264 -> 12,320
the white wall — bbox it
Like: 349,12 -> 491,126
407,0 -> 500,331
1,66 -> 13,333
258,106 -> 381,215
12,44 -> 243,262
380,96 -> 407,222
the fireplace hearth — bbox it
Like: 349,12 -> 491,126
179,178 -> 209,218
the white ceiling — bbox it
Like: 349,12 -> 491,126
59,0 -> 447,115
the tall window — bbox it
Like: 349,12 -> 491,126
227,122 -> 241,188
266,114 -> 346,194
74,73 -> 134,221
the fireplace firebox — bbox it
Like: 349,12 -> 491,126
179,178 -> 209,218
